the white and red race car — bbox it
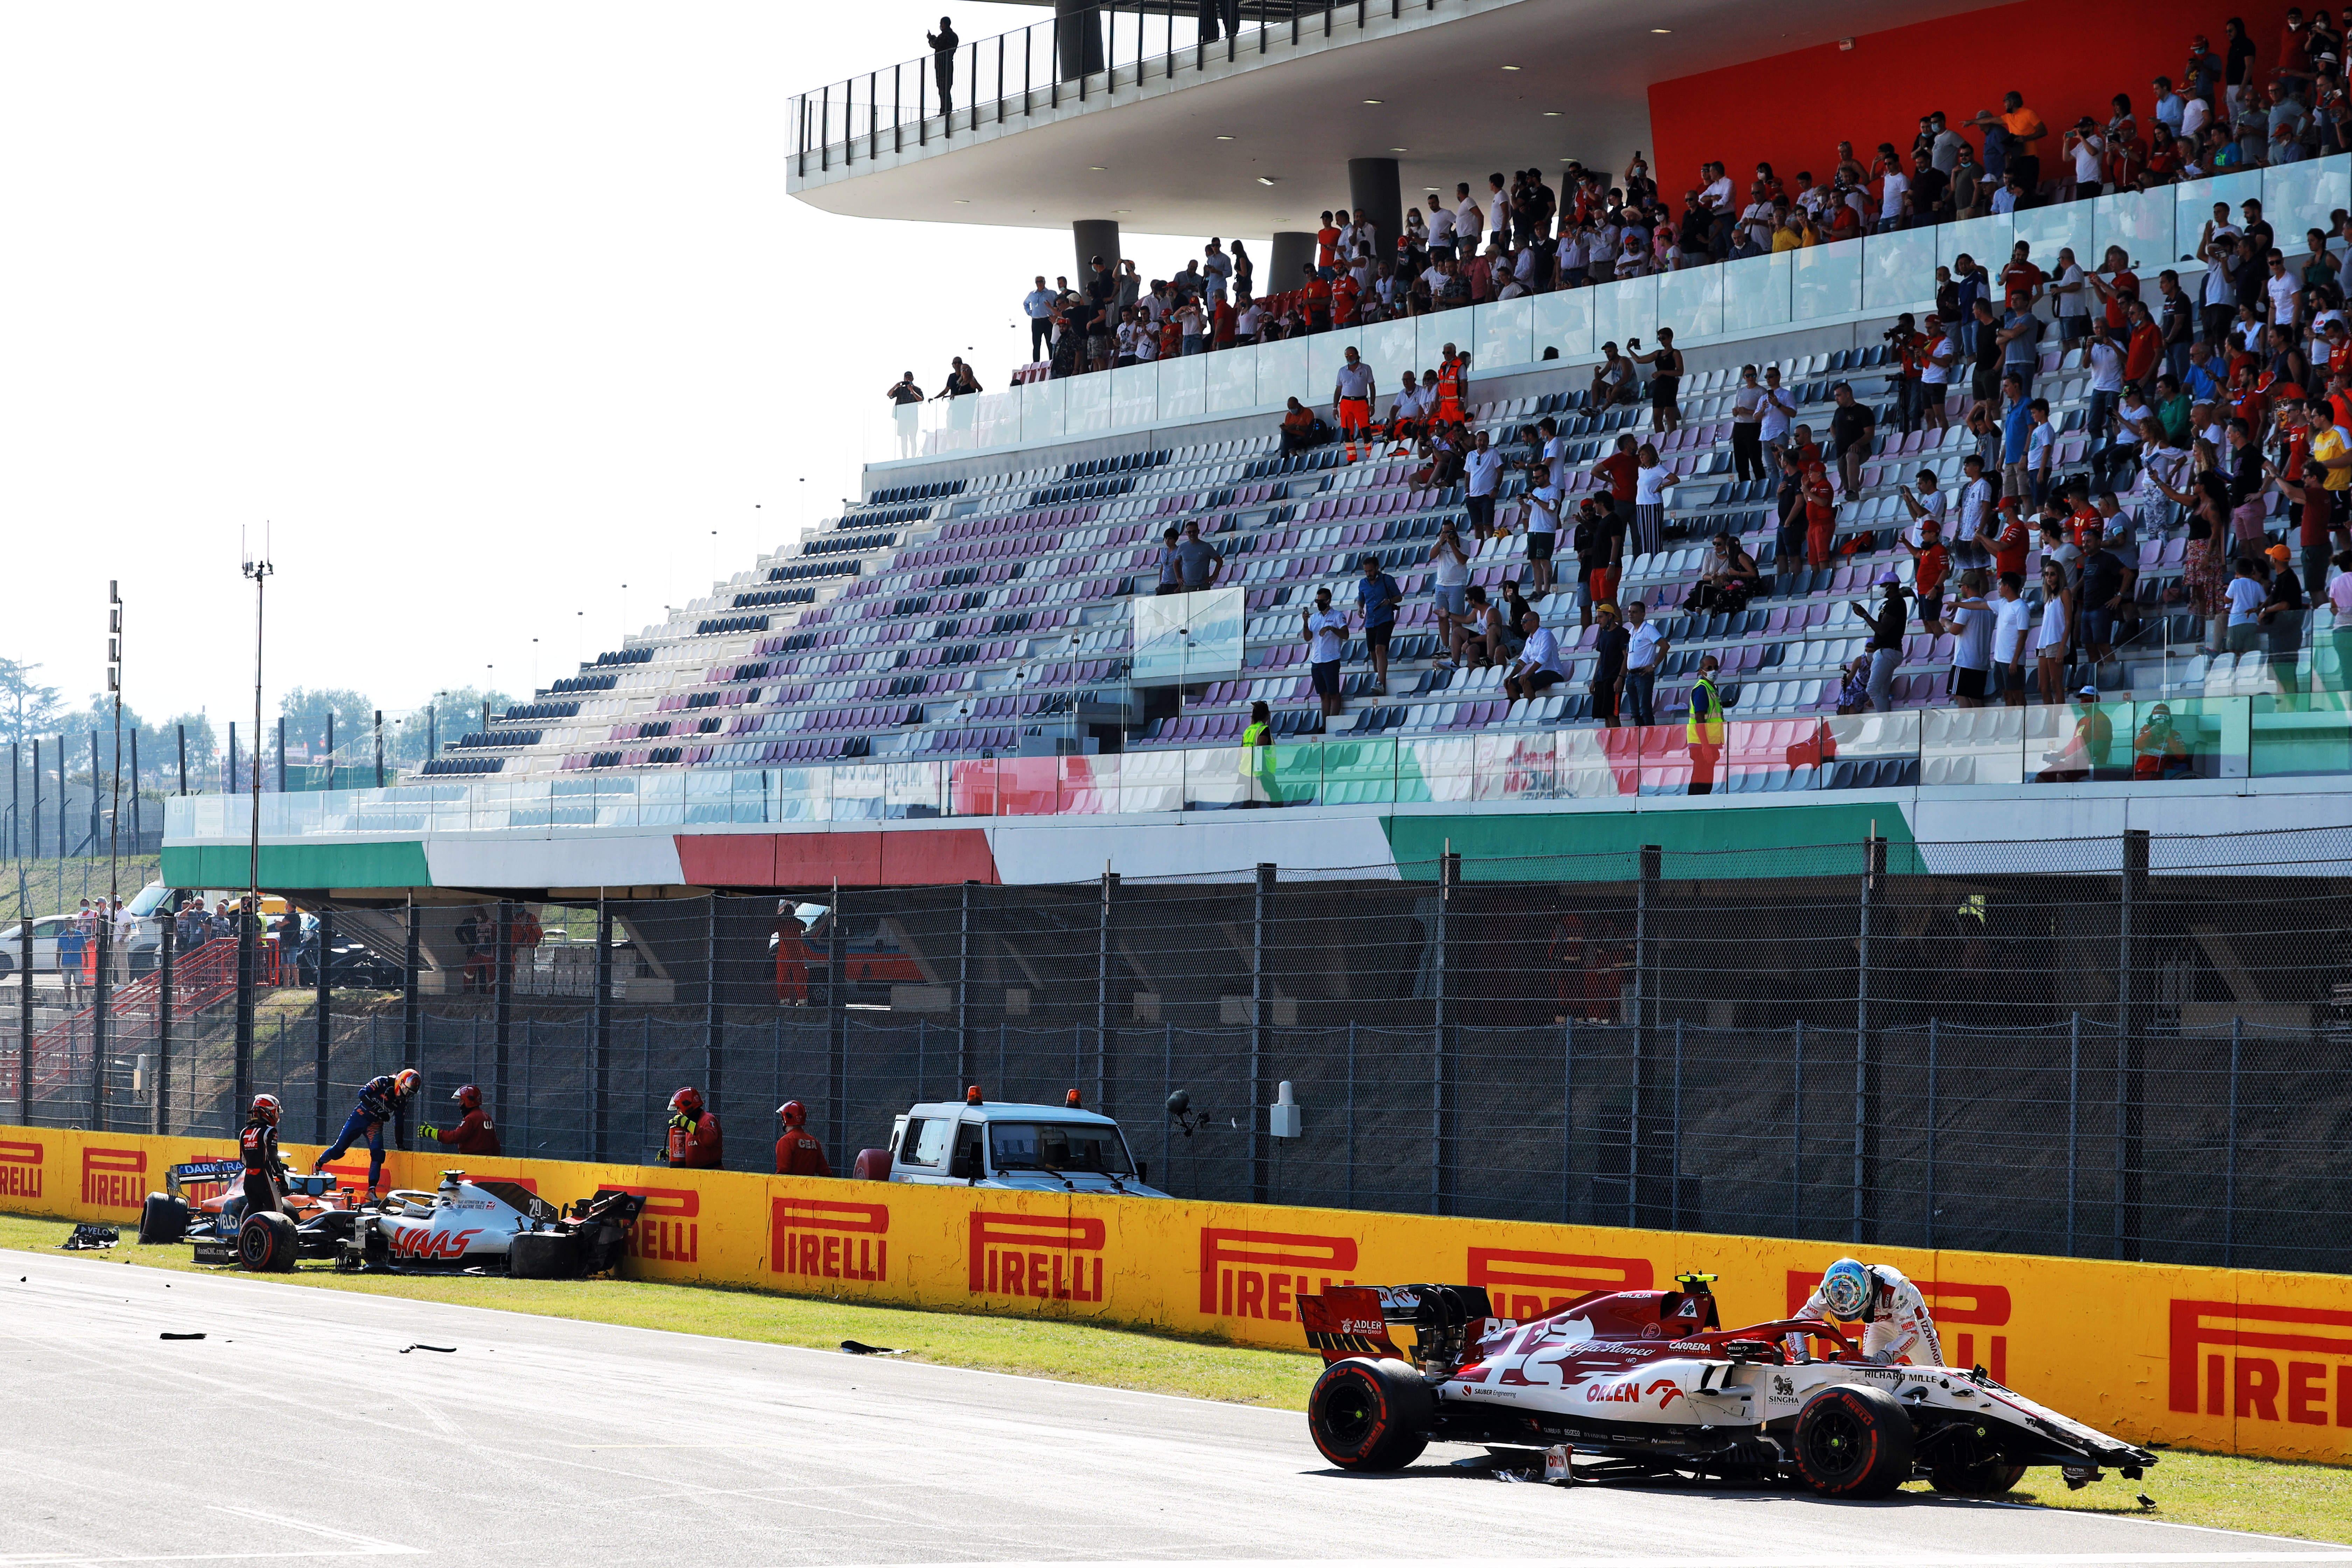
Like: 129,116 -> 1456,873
332,1170 -> 644,1278
1298,1274 -> 2155,1500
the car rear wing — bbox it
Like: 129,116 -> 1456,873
1297,1283 -> 1497,1366
163,1159 -> 246,1198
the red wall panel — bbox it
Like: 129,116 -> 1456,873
1647,0 -> 2292,220
673,833 -> 776,887
678,830 -> 998,888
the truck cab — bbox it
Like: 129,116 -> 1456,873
878,1092 -> 1169,1197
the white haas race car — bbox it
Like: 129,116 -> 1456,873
330,1171 -> 645,1278
1298,1274 -> 2155,1500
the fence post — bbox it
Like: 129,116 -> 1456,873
394,902 -> 417,1149
92,916 -> 110,1131
493,899 -> 513,1126
594,897 -> 612,1161
1670,1017 -> 1683,1231
2066,1010 -> 2080,1256
1250,861 -> 1273,1205
2117,827 -> 2147,1261
1852,834 -> 1884,1247
234,901 -> 256,1116
1161,1020 -> 1171,1189
1561,1017 -> 1573,1224
2225,1014 -> 2240,1267
1097,870 -> 1117,1114
1346,1019 -> 1358,1210
16,905 -> 28,1126
314,906 -> 333,1143
153,916 -> 173,1135
1630,843 -> 1659,1229
1924,1015 -> 1938,1249
705,896 -> 723,1116
827,891 -> 847,1160
957,880 -> 975,1091
1790,1020 -> 1803,1233
1431,850 -> 1458,1216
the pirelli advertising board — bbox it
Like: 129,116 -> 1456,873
2,1124 -> 2343,1466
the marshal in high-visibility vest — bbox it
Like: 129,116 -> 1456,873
1686,671 -> 1725,744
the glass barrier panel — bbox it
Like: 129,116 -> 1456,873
1317,737 -> 1395,805
1724,250 -> 1794,335
2091,190 -> 2171,276
2174,171 -> 2263,265
924,392 -> 981,454
880,400 -> 923,464
1158,351 -> 1205,422
1359,317 -> 1418,390
2012,201 -> 2093,273
1107,361 -> 1155,430
2250,690 -> 2352,776
592,776 -> 642,829
1938,212 -> 2014,273
1018,376 -> 1065,444
1920,704 -> 2025,786
1257,334 -> 1311,408
1817,709 -> 1921,786
1656,262 -> 1724,342
1064,371 -> 1111,435
1473,729 -> 1556,800
997,755 -> 1060,816
972,388 -> 1022,450
1181,746 -> 1248,810
681,769 -> 733,825
1203,341 -> 1258,413
1264,742 -> 1323,806
883,760 -> 944,819
1862,226 -> 1937,315
1401,737 -> 1477,802
1117,748 -> 1184,813
1416,310 -> 1469,373
772,766 -> 830,823
1591,275 -> 1657,350
946,757 -> 997,816
1558,726 -> 1635,798
1634,723 -> 1692,794
636,773 -> 685,827
1057,752 -> 1116,813
2265,154 -> 2352,248
731,769 -> 773,824
1791,239 -> 1863,321
1308,327 -> 1362,402
264,792 -> 320,838
1531,285 -> 1595,360
829,763 -> 886,821
2025,699 -> 2133,782
1475,295 -> 1534,369
1724,717 -> 1828,792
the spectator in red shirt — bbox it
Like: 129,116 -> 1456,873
1802,461 -> 1839,568
2000,240 -> 2045,309
1591,433 -> 1640,509
420,1085 -> 501,1158
2122,299 -> 2164,391
1302,265 -> 1331,330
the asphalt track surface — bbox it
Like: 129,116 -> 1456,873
2,1249 -> 2347,1568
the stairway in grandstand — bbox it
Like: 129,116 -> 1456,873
21,940 -> 244,1101
427,339 -> 2303,779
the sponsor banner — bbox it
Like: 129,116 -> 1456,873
1,1124 -> 2344,1465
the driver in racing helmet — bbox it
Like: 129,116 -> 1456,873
240,1094 -> 290,1218
774,1099 -> 832,1177
419,1084 -> 501,1157
312,1068 -> 420,1197
1786,1258 -> 1945,1366
665,1086 -> 723,1169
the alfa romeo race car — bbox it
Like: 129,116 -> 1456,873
1299,1274 -> 2155,1500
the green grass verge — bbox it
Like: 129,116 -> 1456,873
5,1211 -> 2344,1541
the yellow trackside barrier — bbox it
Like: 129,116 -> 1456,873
4,1123 -> 2345,1466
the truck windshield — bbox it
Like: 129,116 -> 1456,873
126,884 -> 173,917
987,1121 -> 1134,1176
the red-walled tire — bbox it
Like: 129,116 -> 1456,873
1793,1383 -> 1915,1499
237,1211 -> 298,1273
1307,1357 -> 1433,1471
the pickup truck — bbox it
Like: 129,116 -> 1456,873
862,1090 -> 1170,1197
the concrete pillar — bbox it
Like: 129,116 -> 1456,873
1268,232 -> 1315,294
1054,0 -> 1105,82
1072,218 -> 1122,286
1347,158 -> 1402,264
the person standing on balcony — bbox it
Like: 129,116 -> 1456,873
926,18 -> 959,117
1022,276 -> 1055,362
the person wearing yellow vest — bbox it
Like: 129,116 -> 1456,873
1686,654 -> 1726,795
1237,699 -> 1276,807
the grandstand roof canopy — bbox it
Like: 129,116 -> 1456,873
787,0 -> 1988,237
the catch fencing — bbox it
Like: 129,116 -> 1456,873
5,825 -> 2348,1274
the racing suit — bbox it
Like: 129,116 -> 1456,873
239,1119 -> 288,1219
426,1108 -> 501,1157
666,1110 -> 723,1169
1786,1264 -> 1945,1366
775,1128 -> 832,1177
316,1075 -> 401,1189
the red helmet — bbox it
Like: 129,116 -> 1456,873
777,1099 -> 805,1127
669,1086 -> 704,1118
250,1093 -> 281,1127
453,1084 -> 482,1112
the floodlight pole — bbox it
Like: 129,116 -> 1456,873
243,550 -> 272,905
237,540 -> 274,1108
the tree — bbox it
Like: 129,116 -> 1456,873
386,685 -> 515,766
277,687 -> 378,763
0,657 -> 65,750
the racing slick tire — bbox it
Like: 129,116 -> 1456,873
507,1231 -> 581,1280
1307,1357 -> 1434,1471
1931,1457 -> 2028,1496
237,1211 -> 300,1273
1792,1384 -> 1914,1500
138,1194 -> 189,1245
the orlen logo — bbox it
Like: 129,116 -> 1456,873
391,1227 -> 480,1261
969,1211 -> 1106,1302
0,1139 -> 42,1200
1587,1376 -> 1683,1409
2170,1299 -> 2352,1426
80,1147 -> 146,1210
1199,1228 -> 1357,1322
619,1186 -> 700,1264
1785,1270 -> 2011,1381
771,1197 -> 889,1283
1471,1248 -> 1654,1322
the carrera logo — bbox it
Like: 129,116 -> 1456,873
0,1139 -> 42,1200
80,1146 -> 145,1210
390,1227 -> 480,1260
770,1197 -> 889,1282
1470,1248 -> 1654,1322
1785,1270 -> 2010,1381
2169,1299 -> 2352,1427
1199,1228 -> 1358,1322
969,1212 -> 1105,1302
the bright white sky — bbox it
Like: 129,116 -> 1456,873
2,2 -> 1239,738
